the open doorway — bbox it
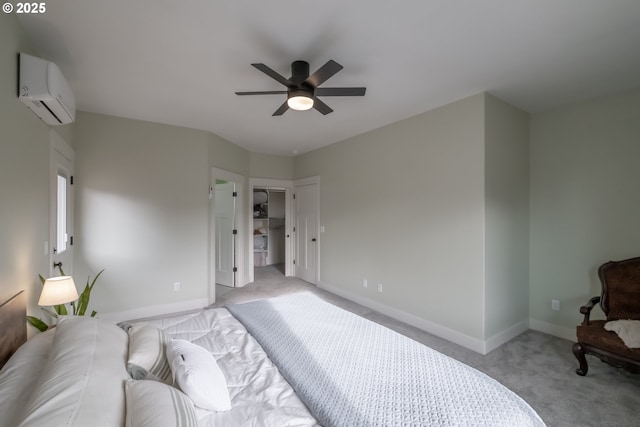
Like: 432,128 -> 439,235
253,189 -> 286,277
248,178 -> 294,284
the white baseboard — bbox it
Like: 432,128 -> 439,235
99,298 -> 209,323
319,281 -> 489,354
529,318 -> 576,342
485,319 -> 530,354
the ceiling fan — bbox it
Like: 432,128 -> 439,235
235,60 -> 366,116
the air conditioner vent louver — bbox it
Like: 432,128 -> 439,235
40,101 -> 64,124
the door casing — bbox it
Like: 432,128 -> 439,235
50,130 -> 74,277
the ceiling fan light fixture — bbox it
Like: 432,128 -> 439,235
236,60 -> 366,116
287,90 -> 314,111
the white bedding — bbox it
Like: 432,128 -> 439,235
0,310 -> 316,427
0,330 -> 54,427
1,300 -> 542,427
134,307 -> 318,427
228,293 -> 545,427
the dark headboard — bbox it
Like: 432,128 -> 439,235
0,291 -> 27,368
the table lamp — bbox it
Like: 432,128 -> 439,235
38,276 -> 78,307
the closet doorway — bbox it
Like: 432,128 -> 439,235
253,189 -> 286,274
248,179 -> 293,284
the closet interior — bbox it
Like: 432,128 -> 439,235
253,189 -> 286,270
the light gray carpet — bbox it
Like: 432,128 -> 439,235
215,265 -> 640,427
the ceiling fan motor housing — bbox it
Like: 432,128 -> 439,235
289,88 -> 314,100
291,61 -> 310,86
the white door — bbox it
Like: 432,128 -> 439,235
295,182 -> 318,284
50,132 -> 74,276
214,182 -> 236,287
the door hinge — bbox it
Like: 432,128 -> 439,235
70,175 -> 74,185
70,236 -> 73,246
293,259 -> 296,265
232,229 -> 237,235
232,191 -> 237,197
293,194 -> 296,199
232,267 -> 238,272
293,227 -> 296,232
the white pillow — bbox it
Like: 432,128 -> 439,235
126,325 -> 172,384
17,316 -> 129,427
166,339 -> 231,412
125,379 -> 198,427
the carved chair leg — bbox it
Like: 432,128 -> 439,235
573,342 -> 589,376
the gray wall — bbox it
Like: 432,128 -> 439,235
295,94 -> 489,343
74,113 -> 207,313
74,112 -> 254,315
484,95 -> 530,340
0,13 -> 74,323
249,152 -> 294,180
529,88 -> 640,339
210,132 -> 250,177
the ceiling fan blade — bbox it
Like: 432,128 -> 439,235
252,63 -> 291,87
315,87 -> 366,97
313,98 -> 333,115
305,60 -> 343,88
235,91 -> 288,95
272,101 -> 289,116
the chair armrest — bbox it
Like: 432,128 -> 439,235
579,296 -> 601,325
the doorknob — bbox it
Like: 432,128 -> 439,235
312,238 -> 317,242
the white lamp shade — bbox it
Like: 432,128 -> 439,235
38,276 -> 79,306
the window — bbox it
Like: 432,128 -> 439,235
56,172 -> 68,253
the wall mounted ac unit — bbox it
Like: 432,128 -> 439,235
18,53 -> 76,125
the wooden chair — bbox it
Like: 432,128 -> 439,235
573,257 -> 640,376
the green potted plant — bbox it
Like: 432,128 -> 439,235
26,265 -> 104,332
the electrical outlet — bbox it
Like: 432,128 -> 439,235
173,282 -> 181,292
363,279 -> 368,288
551,299 -> 560,311
377,283 -> 383,293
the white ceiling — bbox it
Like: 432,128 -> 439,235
17,1 -> 640,156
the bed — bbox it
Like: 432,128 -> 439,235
0,291 -> 546,426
